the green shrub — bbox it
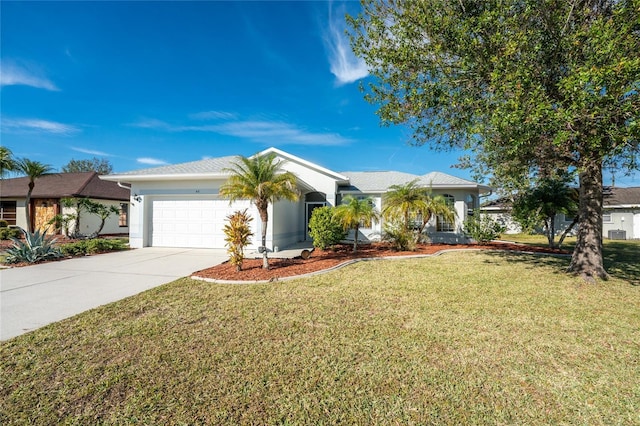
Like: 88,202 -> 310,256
308,206 -> 346,250
382,220 -> 417,251
0,227 -> 22,240
463,213 -> 506,243
0,220 -> 8,228
5,229 -> 63,264
223,209 -> 254,271
59,239 -> 128,256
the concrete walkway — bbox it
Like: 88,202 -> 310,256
0,248 -> 228,340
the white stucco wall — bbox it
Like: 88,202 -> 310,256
65,199 -> 128,236
484,210 -> 522,234
603,209 -> 637,240
272,199 -> 301,249
278,159 -> 342,207
5,199 -> 126,236
7,199 -> 27,230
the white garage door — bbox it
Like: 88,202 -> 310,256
150,197 -> 258,248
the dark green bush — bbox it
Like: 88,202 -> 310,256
308,206 -> 346,250
0,220 -> 8,228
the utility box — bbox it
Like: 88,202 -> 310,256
608,230 -> 626,240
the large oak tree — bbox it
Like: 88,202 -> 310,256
348,0 -> 639,280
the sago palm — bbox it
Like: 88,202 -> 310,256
15,158 -> 55,233
220,152 -> 299,270
334,195 -> 380,252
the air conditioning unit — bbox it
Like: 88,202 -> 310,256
608,230 -> 626,240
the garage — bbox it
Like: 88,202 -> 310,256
149,197 -> 258,249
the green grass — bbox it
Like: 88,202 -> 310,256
2,249 -> 639,424
500,234 -> 640,284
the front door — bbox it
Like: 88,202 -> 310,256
33,199 -> 59,232
305,202 -> 326,240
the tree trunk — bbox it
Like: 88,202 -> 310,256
258,207 -> 269,270
96,217 -> 107,236
568,162 -> 608,281
557,216 -> 579,249
25,182 -> 34,233
353,224 -> 359,252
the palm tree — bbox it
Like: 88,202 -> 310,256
422,195 -> 456,234
15,158 -> 55,233
382,179 -> 431,231
0,146 -> 17,177
334,195 -> 380,252
383,179 -> 456,236
220,152 -> 299,270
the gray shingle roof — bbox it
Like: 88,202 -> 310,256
421,171 -> 481,187
115,155 -> 238,176
339,171 -> 421,192
340,170 -> 485,193
604,186 -> 640,206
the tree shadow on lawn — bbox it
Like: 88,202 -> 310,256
482,244 -> 640,286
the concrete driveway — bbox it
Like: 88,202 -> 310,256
0,248 -> 228,341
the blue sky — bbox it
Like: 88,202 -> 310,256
2,1 -> 638,187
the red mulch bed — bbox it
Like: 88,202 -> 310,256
193,242 -> 569,282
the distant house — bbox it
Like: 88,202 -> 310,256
102,147 -> 491,249
479,197 -> 522,234
602,187 -> 640,240
0,172 -> 130,236
481,186 -> 640,240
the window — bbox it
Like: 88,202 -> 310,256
0,201 -> 17,226
465,194 -> 476,216
119,203 -> 128,227
602,212 -> 612,223
436,194 -> 455,232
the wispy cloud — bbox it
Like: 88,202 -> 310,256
0,60 -> 59,91
71,147 -> 112,156
189,110 -> 237,121
129,118 -> 172,130
137,157 -> 168,165
129,116 -> 352,146
324,3 -> 369,85
200,121 -> 351,146
1,118 -> 80,135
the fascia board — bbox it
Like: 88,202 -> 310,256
259,147 -> 350,183
100,173 -> 229,182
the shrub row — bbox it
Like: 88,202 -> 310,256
59,239 -> 128,256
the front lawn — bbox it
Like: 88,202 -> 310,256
1,249 -> 639,424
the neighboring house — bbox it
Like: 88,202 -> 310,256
480,197 -> 522,234
481,186 -> 640,239
602,186 -> 640,240
102,147 -> 491,249
0,172 -> 130,236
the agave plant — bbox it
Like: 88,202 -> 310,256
5,228 -> 63,264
